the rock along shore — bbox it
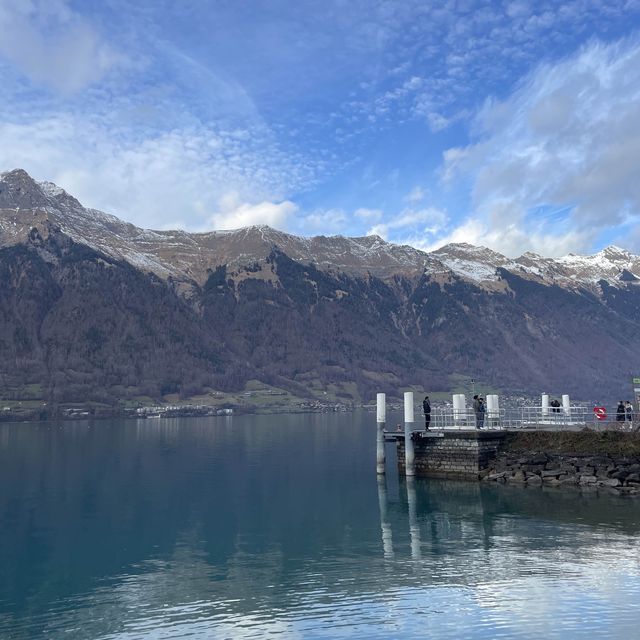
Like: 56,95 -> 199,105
481,430 -> 640,495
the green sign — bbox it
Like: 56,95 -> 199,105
634,378 -> 640,384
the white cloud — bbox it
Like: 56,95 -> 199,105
209,192 -> 297,230
441,36 -> 640,254
0,0 -> 124,92
0,112 -> 314,231
408,210 -> 593,257
404,186 -> 425,205
354,207 -> 383,221
367,206 -> 448,240
301,208 -> 348,233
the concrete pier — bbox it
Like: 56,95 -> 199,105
395,430 -> 507,479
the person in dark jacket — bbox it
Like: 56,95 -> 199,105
422,396 -> 431,431
477,397 -> 485,429
473,395 -> 481,428
617,401 -> 626,422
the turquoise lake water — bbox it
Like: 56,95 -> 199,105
1,412 -> 640,639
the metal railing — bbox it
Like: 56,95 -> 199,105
419,405 -> 602,431
519,405 -> 591,427
426,409 -> 508,430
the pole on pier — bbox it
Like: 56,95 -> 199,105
453,393 -> 464,425
562,394 -> 570,416
486,394 -> 498,424
542,394 -> 549,417
404,391 -> 415,477
492,395 -> 500,426
376,393 -> 386,475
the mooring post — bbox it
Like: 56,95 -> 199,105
453,393 -> 463,425
404,391 -> 415,477
376,393 -> 386,475
459,393 -> 467,426
562,394 -> 570,417
486,394 -> 498,426
542,394 -> 549,417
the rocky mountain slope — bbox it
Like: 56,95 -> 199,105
1,168 -> 639,408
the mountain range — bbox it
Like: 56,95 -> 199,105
1,168 -> 639,410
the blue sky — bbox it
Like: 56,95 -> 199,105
1,0 -> 640,256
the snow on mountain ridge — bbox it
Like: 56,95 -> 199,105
39,181 -> 65,198
1,169 -> 640,291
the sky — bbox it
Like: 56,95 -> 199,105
1,0 -> 640,257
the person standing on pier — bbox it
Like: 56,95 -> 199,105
473,395 -> 480,427
617,401 -> 626,422
422,395 -> 431,431
477,397 -> 486,429
626,401 -> 634,424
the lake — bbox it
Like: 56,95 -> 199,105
1,412 -> 640,639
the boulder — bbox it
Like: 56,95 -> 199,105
611,469 -> 630,480
530,453 -> 549,465
625,473 -> 640,485
597,478 -> 621,488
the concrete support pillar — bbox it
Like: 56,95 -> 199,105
453,393 -> 466,425
404,391 -> 415,477
376,393 -> 386,475
486,394 -> 499,424
492,395 -> 500,426
406,477 -> 421,560
562,394 -> 571,416
542,394 -> 549,417
377,475 -> 394,560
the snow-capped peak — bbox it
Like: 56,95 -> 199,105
38,181 -> 65,198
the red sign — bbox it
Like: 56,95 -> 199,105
593,406 -> 607,421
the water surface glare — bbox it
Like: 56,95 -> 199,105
1,412 -> 640,638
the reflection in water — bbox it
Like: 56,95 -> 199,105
405,477 -> 421,560
1,413 -> 640,639
377,475 -> 394,560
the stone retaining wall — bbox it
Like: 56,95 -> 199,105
482,451 -> 640,495
396,431 -> 507,478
